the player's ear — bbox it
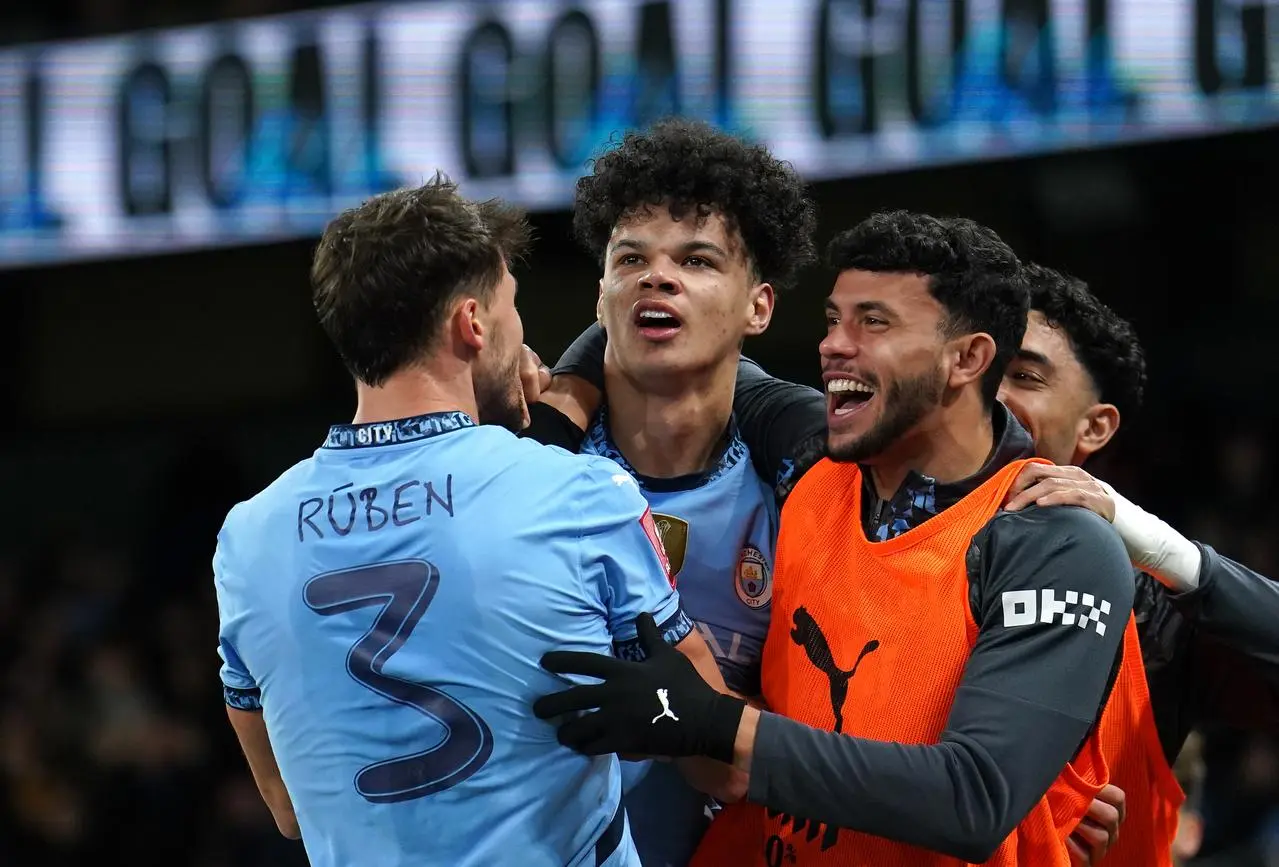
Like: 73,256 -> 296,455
453,297 -> 485,352
744,282 -> 774,337
946,332 -> 997,389
1075,403 -> 1120,462
595,280 -> 605,329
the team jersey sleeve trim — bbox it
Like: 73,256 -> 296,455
614,607 -> 694,661
214,527 -> 263,706
223,684 -> 263,712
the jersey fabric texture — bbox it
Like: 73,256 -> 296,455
579,406 -> 779,867
214,411 -> 693,867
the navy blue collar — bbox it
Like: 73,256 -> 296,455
583,405 -> 748,493
323,411 -> 476,450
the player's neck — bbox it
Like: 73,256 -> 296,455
603,361 -> 737,479
351,367 -> 478,426
866,396 -> 995,500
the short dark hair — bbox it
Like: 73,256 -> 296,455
311,174 -> 531,387
1024,263 -> 1146,422
572,118 -> 818,291
826,210 -> 1028,406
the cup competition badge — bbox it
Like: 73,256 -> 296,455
650,514 -> 688,581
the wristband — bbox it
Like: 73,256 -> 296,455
1101,481 -> 1202,592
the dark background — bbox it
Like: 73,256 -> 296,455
2,0 -> 1279,865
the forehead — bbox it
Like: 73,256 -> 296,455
608,206 -> 742,255
1019,310 -> 1080,368
828,269 -> 941,318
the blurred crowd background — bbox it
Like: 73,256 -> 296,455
2,0 -> 1278,864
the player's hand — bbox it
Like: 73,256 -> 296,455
1004,463 -> 1116,523
520,344 -> 553,405
1066,784 -> 1125,866
533,613 -> 746,763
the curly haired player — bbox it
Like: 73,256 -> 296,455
677,260 -> 1279,866
536,211 -> 1139,866
521,118 -> 817,866
998,267 -> 1279,866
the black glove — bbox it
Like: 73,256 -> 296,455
533,613 -> 746,763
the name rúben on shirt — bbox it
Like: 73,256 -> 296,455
297,477 -> 454,541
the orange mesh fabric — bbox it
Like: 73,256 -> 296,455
1077,617 -> 1183,866
693,457 -> 1107,866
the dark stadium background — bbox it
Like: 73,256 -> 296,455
2,1 -> 1279,864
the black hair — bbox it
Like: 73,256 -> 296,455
572,118 -> 817,290
826,210 -> 1029,405
1023,263 -> 1146,422
311,174 -> 531,387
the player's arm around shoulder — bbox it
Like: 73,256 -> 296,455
1012,460 -> 1279,683
213,512 -> 300,840
733,357 -> 828,502
532,325 -> 606,436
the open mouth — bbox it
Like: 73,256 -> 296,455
633,302 -> 683,341
826,377 -> 876,418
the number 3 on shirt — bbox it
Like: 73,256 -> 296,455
304,560 -> 494,804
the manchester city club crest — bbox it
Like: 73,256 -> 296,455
651,513 -> 688,580
735,546 -> 772,609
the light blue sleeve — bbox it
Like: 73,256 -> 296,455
213,519 -> 263,711
572,457 -> 694,660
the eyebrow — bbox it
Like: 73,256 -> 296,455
682,240 -> 730,259
1014,348 -> 1052,368
824,298 -> 899,317
609,239 -> 731,260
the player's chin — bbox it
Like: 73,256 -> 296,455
826,433 -> 853,463
623,343 -> 711,381
826,429 -> 871,464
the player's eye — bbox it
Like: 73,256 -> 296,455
862,316 -> 888,329
684,256 -> 711,268
825,315 -> 840,328
616,254 -> 643,267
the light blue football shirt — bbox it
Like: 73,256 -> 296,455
580,407 -> 779,867
214,411 -> 693,867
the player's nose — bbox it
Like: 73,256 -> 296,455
819,325 -> 859,360
639,266 -> 682,295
